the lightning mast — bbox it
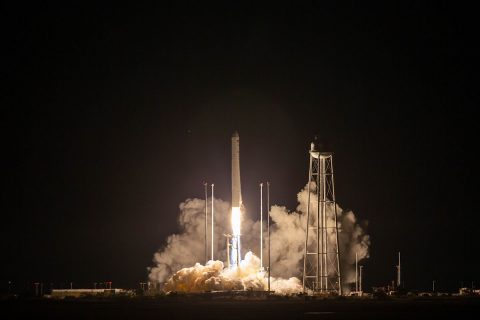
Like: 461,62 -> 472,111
396,252 -> 401,288
204,182 -> 208,264
260,182 -> 264,270
359,265 -> 363,292
211,183 -> 214,261
267,181 -> 271,292
355,252 -> 358,292
302,141 -> 342,295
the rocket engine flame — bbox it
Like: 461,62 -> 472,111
230,206 -> 242,267
231,207 -> 241,236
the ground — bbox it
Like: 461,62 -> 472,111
2,296 -> 479,319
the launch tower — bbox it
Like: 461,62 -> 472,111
302,142 -> 342,295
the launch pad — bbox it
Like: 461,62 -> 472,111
5,295 -> 480,320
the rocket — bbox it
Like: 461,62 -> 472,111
231,131 -> 242,208
230,131 -> 242,267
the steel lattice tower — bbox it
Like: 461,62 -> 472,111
302,142 -> 342,295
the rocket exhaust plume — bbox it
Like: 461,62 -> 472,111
231,207 -> 241,267
230,131 -> 242,267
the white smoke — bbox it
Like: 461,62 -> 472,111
163,251 -> 301,294
148,185 -> 370,294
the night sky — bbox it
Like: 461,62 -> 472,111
3,2 -> 478,292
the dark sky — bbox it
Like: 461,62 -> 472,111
3,2 -> 478,292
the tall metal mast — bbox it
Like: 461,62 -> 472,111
355,252 -> 358,292
302,142 -> 342,295
260,182 -> 264,270
359,265 -> 363,292
396,252 -> 401,288
204,182 -> 208,264
267,181 -> 271,292
211,183 -> 214,261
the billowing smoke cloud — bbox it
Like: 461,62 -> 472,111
163,251 -> 301,294
148,186 -> 369,294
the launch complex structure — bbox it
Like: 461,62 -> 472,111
302,142 -> 342,295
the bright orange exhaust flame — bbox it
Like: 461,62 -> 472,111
232,207 -> 241,236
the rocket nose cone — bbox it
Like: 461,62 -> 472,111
232,131 -> 239,137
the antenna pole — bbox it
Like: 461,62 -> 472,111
356,252 -> 358,292
359,266 -> 363,293
211,184 -> 214,261
397,252 -> 401,288
204,182 -> 208,264
267,181 -> 271,292
260,183 -> 263,270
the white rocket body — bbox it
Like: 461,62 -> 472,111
230,131 -> 242,267
231,131 -> 242,208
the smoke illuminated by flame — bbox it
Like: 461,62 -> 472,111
148,185 -> 370,294
231,207 -> 241,236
